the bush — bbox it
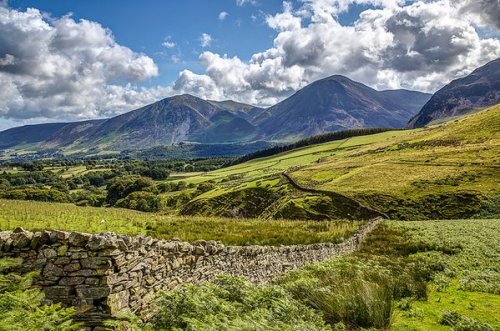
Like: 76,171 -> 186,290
439,311 -> 493,331
0,188 -> 69,203
106,175 -> 155,205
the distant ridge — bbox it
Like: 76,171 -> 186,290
253,75 -> 431,140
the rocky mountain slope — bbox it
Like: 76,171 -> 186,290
408,58 -> 500,128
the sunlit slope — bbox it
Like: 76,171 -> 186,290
174,105 -> 499,220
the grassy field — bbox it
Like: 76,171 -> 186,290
164,105 -> 499,220
0,199 -> 363,246
390,219 -> 500,330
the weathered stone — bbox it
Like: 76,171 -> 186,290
50,230 -> 70,243
76,286 -> 111,299
68,232 -> 91,247
54,257 -> 71,265
43,263 -> 65,277
11,231 -> 33,249
31,231 -> 50,249
80,257 -> 112,270
59,277 -> 86,286
44,285 -> 73,297
41,247 -> 57,259
63,262 -> 81,272
13,227 -> 25,233
87,234 -> 119,251
85,277 -> 101,285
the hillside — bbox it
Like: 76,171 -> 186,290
408,58 -> 500,128
170,104 -> 499,220
253,75 -> 431,140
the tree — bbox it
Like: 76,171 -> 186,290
106,175 -> 155,205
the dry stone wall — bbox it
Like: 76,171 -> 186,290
0,217 -> 382,329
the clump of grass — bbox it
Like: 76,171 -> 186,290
439,311 -> 493,331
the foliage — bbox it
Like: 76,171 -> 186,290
439,311 -> 493,331
151,275 -> 330,331
106,175 -> 156,205
0,258 -> 78,331
116,191 -> 163,212
0,187 -> 70,203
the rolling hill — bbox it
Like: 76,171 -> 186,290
408,58 -> 500,128
167,104 -> 499,220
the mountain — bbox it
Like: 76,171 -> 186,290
408,58 -> 500,128
0,75 -> 431,155
253,75 -> 431,140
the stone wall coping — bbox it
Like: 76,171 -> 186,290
0,217 -> 381,255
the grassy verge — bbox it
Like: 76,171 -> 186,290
0,199 -> 363,246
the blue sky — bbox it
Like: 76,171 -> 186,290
0,0 -> 498,130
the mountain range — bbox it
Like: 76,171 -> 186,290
2,58 -> 498,155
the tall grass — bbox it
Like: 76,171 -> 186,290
0,199 -> 363,246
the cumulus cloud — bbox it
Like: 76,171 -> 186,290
0,6 -> 169,123
199,33 -> 212,47
218,11 -> 229,21
173,0 -> 500,105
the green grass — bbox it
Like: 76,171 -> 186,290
0,199 -> 364,246
168,105 -> 499,220
389,219 -> 500,330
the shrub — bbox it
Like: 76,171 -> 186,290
106,175 -> 155,205
439,311 -> 493,331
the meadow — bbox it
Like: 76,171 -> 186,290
0,199 -> 363,246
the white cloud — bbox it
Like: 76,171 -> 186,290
218,11 -> 229,21
199,33 -> 212,47
173,0 -> 500,105
0,6 -> 169,123
162,36 -> 176,49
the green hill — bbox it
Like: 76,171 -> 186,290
170,104 -> 500,220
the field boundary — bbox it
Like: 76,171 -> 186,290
0,217 -> 382,329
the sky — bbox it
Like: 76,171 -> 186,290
0,0 -> 499,130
